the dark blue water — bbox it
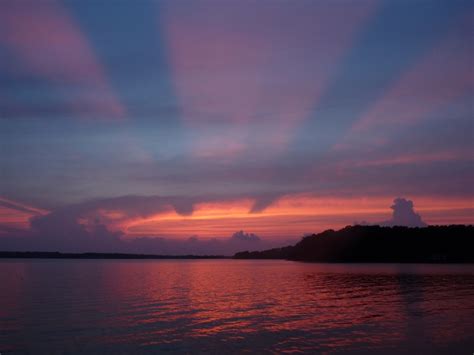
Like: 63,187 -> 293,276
1,260 -> 473,354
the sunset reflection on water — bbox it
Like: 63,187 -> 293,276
1,260 -> 473,353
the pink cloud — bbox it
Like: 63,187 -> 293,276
347,150 -> 472,168
0,0 -> 125,120
162,0 -> 376,157
0,197 -> 48,233
350,14 -> 474,135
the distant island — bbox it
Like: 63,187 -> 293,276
234,225 -> 474,263
0,252 -> 226,260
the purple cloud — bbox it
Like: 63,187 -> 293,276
381,197 -> 428,227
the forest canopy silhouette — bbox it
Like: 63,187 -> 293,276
234,225 -> 473,263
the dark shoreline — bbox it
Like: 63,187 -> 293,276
2,225 -> 473,263
234,225 -> 474,263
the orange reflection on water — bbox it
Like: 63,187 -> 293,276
2,260 -> 474,353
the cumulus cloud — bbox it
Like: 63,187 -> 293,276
230,230 -> 261,242
381,197 -> 428,227
353,198 -> 428,227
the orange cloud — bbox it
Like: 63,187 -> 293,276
0,197 -> 48,232
121,195 -> 473,239
2,194 -> 471,241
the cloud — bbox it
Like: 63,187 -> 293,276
0,0 -> 124,119
29,195 -> 196,230
0,194 -> 287,255
127,231 -> 268,256
0,223 -> 280,255
249,195 -> 280,213
2,194 -> 467,255
164,0 -> 376,158
0,197 -> 48,216
380,197 -> 428,227
230,230 -> 260,242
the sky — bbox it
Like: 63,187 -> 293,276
0,0 -> 473,254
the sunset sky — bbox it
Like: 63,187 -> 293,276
0,0 -> 473,254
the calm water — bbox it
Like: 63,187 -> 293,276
1,260 -> 473,354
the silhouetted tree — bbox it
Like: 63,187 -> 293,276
234,225 -> 473,263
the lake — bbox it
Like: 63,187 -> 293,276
1,260 -> 473,354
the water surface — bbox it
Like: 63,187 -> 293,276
1,260 -> 473,353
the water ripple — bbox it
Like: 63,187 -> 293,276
0,260 -> 473,353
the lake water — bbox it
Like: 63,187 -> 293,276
1,260 -> 473,354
